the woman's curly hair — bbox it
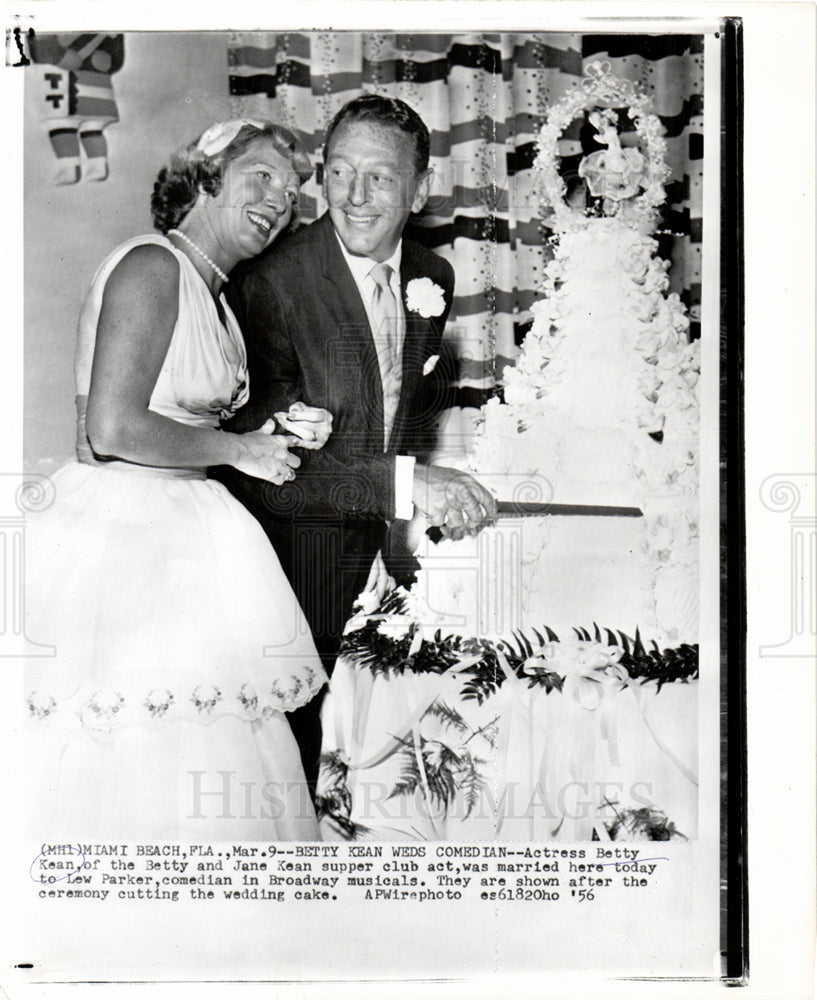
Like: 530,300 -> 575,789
151,121 -> 312,235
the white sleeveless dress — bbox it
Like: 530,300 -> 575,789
24,235 -> 327,841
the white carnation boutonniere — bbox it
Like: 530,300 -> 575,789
405,277 -> 446,318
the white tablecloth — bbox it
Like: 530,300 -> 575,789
317,655 -> 698,842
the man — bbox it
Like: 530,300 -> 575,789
220,95 -> 496,788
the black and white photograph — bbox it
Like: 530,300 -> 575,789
0,4 -> 814,996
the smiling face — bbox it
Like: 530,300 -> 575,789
323,121 -> 430,262
208,137 -> 302,265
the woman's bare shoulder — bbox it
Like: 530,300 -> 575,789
97,241 -> 181,339
107,240 -> 180,292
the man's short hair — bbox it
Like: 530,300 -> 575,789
323,94 -> 430,176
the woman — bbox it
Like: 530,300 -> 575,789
24,119 -> 331,841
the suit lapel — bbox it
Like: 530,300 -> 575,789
316,212 -> 369,333
389,246 -> 436,450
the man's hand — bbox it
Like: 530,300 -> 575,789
412,463 -> 497,540
273,401 -> 333,450
360,550 -> 396,607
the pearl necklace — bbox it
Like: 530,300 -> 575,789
167,229 -> 230,284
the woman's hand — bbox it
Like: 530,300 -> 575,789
273,401 -> 333,451
233,427 -> 301,484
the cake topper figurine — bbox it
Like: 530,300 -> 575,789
534,61 -> 671,234
578,109 -> 648,215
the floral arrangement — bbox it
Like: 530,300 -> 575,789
341,588 -> 698,704
598,799 -> 688,842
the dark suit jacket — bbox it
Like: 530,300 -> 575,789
216,212 -> 455,662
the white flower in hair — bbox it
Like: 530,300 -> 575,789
196,118 -> 267,158
405,277 -> 446,318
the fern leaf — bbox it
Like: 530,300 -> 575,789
515,629 -> 534,658
424,701 -> 471,736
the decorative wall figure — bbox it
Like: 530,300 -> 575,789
28,33 -> 124,184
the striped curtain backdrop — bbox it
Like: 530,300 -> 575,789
228,32 -> 703,413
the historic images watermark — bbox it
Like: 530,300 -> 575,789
0,472 -> 56,658
186,769 -> 662,830
758,473 -> 816,658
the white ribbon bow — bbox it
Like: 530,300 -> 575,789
196,118 -> 268,158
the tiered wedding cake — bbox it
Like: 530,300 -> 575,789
410,62 -> 700,650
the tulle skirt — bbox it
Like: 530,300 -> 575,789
23,461 -> 327,841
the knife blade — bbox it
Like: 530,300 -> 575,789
494,501 -> 643,518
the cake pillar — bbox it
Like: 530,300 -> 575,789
759,474 -> 817,657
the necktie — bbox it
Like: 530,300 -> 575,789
369,262 -> 404,450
